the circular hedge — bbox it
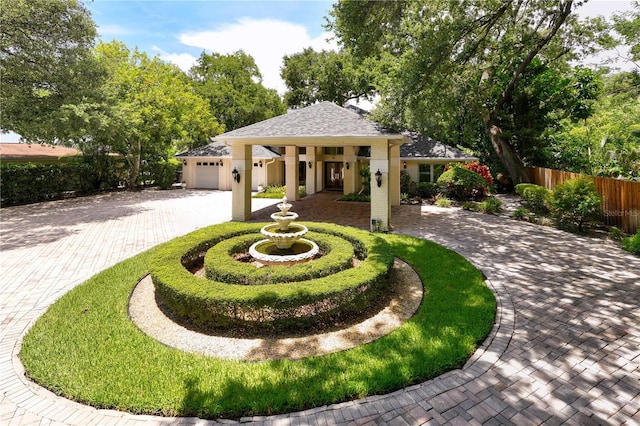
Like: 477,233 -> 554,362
204,231 -> 355,285
150,222 -> 395,334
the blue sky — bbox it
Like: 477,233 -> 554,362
87,0 -> 337,94
1,0 -> 636,142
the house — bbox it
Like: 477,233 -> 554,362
176,102 -> 476,231
176,142 -> 281,191
0,143 -> 81,164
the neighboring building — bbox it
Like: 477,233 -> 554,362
0,143 -> 81,164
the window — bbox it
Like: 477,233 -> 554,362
196,162 -> 202,166
324,147 -> 344,155
419,164 -> 432,183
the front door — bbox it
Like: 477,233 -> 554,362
324,162 -> 344,191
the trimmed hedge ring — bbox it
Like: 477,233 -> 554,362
204,231 -> 355,285
150,222 -> 395,334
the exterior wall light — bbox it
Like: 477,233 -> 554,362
259,160 -> 263,168
232,167 -> 240,183
345,162 -> 350,170
308,161 -> 313,169
220,160 -> 223,167
375,169 -> 382,187
182,159 -> 187,166
403,161 -> 407,169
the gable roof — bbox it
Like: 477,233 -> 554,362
214,101 -> 398,140
175,140 -> 280,158
0,143 -> 80,159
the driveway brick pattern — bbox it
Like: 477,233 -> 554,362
1,190 -> 639,425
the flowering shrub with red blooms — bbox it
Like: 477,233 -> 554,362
464,162 -> 493,186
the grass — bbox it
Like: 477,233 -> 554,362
20,227 -> 495,420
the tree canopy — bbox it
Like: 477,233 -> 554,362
0,0 -> 102,142
188,51 -> 286,132
93,41 -> 222,187
281,48 -> 377,108
327,0 -> 608,182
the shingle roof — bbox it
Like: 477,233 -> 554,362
0,143 -> 80,158
175,140 -> 280,158
400,131 -> 477,160
215,102 -> 397,139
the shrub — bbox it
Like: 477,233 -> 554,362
204,232 -> 355,285
146,161 -> 178,189
512,207 -> 531,221
338,193 -> 370,202
0,161 -> 103,206
479,197 -> 503,215
437,166 -> 488,201
434,195 -> 452,208
417,182 -> 440,199
150,222 -> 394,334
551,177 -> 602,232
461,201 -> 479,211
464,161 -> 494,186
609,227 -> 624,241
622,230 -> 640,255
515,183 -> 552,214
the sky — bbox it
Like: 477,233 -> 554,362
1,0 -> 637,142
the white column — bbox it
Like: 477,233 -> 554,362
305,146 -> 316,195
285,145 -> 299,201
369,140 -> 390,232
231,143 -> 252,221
389,144 -> 401,207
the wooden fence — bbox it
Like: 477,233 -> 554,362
526,167 -> 640,234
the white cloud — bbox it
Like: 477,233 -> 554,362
96,23 -> 133,37
176,18 -> 338,94
153,46 -> 198,73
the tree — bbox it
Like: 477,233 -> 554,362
328,0 -> 607,183
612,2 -> 640,69
546,70 -> 640,180
0,0 -> 103,142
94,41 -> 222,188
188,51 -> 286,131
281,48 -> 377,108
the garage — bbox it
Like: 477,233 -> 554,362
193,161 -> 220,189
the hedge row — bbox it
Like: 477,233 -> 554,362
1,159 -> 179,207
204,231 -> 355,285
0,162 -> 101,206
150,222 -> 394,334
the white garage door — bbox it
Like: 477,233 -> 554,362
194,161 -> 220,189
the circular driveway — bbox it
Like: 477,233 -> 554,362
1,190 -> 638,425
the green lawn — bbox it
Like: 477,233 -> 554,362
20,226 -> 495,420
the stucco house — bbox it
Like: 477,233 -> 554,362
176,102 -> 476,230
176,142 -> 281,191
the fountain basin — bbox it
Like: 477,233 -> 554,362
270,211 -> 298,231
249,238 -> 319,266
261,223 -> 308,249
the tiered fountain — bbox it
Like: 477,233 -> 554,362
249,197 -> 319,265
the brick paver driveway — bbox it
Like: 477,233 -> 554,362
1,190 -> 639,425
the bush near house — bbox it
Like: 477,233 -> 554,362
437,166 -> 489,201
515,183 -> 553,214
551,177 -> 602,232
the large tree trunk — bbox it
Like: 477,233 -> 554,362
484,118 -> 530,184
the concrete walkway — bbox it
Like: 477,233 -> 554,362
1,190 -> 639,425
